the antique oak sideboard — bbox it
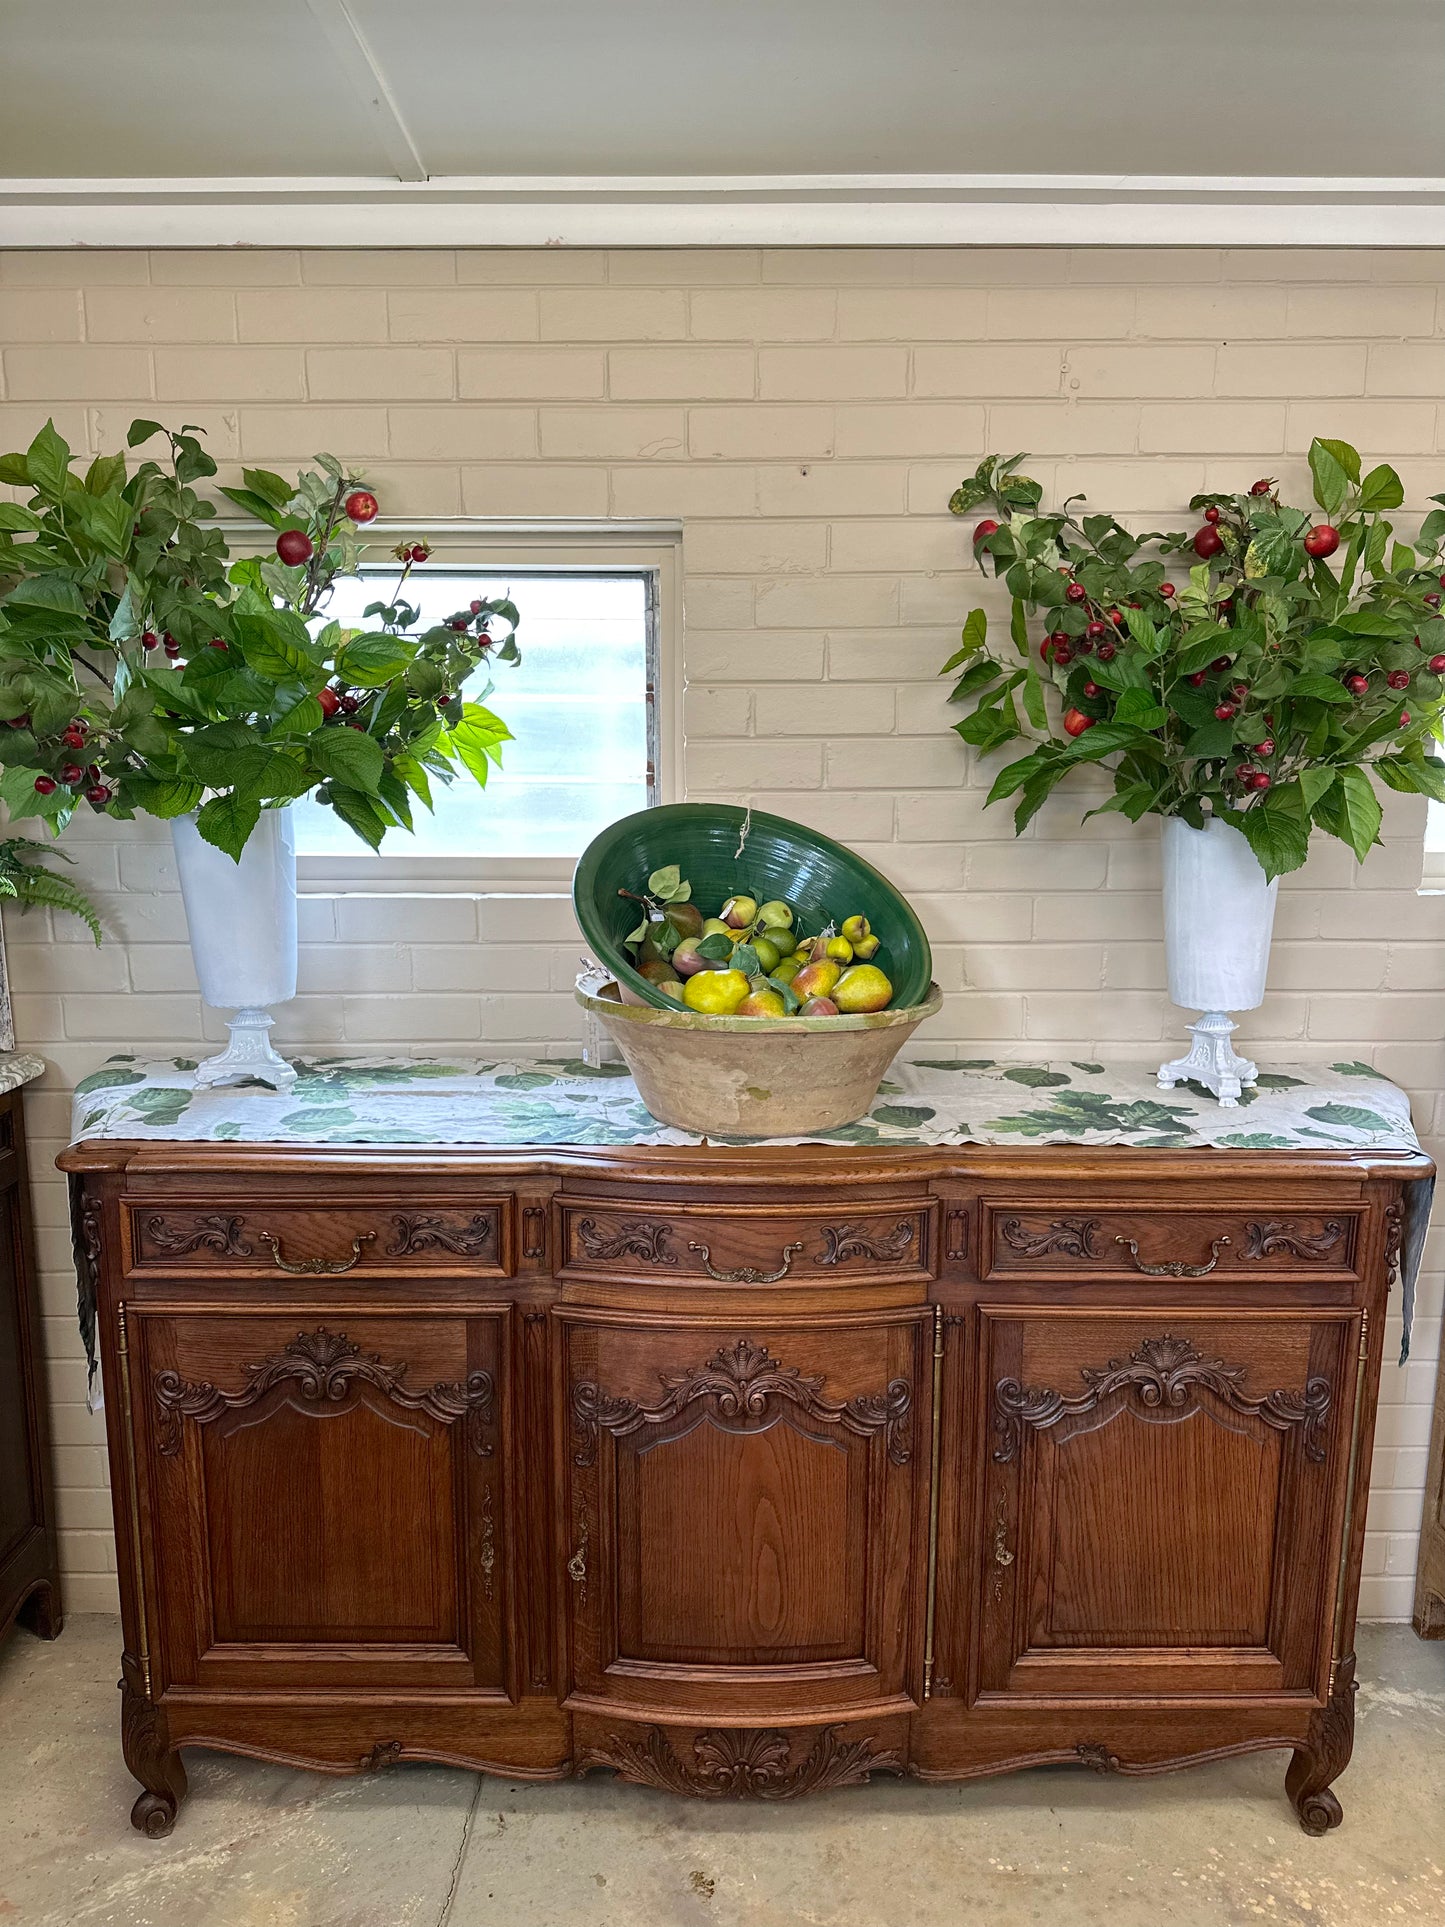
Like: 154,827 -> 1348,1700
61,1130 -> 1425,1836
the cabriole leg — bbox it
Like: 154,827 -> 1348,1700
1286,1653 -> 1355,1836
121,1671 -> 188,1838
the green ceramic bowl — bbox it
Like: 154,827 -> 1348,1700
572,803 -> 934,1013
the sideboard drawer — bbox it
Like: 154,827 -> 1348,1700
124,1197 -> 515,1278
559,1196 -> 938,1285
981,1200 -> 1364,1284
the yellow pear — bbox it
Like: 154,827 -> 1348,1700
833,964 -> 893,1013
682,968 -> 750,1015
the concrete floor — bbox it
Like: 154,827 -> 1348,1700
1,1620 -> 1443,1927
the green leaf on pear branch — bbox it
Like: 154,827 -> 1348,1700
218,486 -> 287,530
1308,438 -> 1351,516
25,421 -> 70,502
1360,464 -> 1405,512
940,607 -> 987,674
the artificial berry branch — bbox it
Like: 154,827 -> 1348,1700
0,418 -> 521,865
943,444 -> 1445,880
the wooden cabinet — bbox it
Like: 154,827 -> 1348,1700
560,1308 -> 927,1720
974,1309 -> 1351,1700
133,1307 -> 508,1694
1,1087 -> 59,1648
61,1137 -> 1424,1840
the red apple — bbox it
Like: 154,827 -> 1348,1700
1193,526 -> 1224,559
1062,708 -> 1095,737
1303,524 -> 1340,559
276,529 -> 314,566
344,489 -> 379,524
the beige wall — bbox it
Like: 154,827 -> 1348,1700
1,243 -> 1442,1618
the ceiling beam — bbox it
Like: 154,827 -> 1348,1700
3,175 -> 1443,247
302,0 -> 427,183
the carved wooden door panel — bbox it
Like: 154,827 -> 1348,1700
133,1308 -> 509,1695
561,1309 -> 929,1721
976,1309 -> 1355,1701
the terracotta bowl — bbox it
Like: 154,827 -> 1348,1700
576,976 -> 944,1137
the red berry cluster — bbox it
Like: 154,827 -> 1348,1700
32,718 -> 111,806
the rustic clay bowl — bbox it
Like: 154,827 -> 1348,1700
575,976 -> 944,1137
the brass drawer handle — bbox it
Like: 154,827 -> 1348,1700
1114,1234 -> 1230,1278
687,1239 -> 804,1284
258,1230 -> 377,1276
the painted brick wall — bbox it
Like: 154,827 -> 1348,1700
1,243 -> 1441,1618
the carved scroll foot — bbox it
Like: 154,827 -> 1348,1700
122,1676 -> 188,1838
18,1578 -> 62,1640
1286,1653 -> 1355,1836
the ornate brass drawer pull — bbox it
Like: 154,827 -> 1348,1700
1113,1234 -> 1230,1278
257,1230 -> 377,1276
687,1239 -> 804,1284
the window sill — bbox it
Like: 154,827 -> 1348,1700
298,856 -> 574,897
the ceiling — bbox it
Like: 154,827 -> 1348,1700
4,0 -> 1443,181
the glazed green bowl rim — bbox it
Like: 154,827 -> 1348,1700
571,801 -> 934,1013
577,977 -> 944,1034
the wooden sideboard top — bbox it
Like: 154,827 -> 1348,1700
60,1133 -> 1435,1183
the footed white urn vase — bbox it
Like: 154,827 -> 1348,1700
171,805 -> 298,1093
1157,815 -> 1278,1108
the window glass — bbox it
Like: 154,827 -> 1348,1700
294,570 -> 653,858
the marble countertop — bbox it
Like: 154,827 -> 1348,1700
0,1052 -> 45,1094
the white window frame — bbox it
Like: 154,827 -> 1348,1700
1421,804 -> 1445,888
258,522 -> 682,897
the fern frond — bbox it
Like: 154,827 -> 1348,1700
5,867 -> 102,943
0,836 -> 73,867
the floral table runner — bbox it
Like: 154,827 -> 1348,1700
70,1053 -> 1431,1380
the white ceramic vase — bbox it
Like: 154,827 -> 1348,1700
171,804 -> 298,1093
1157,814 -> 1279,1107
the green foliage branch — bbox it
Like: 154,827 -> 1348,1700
0,419 -> 520,862
943,445 -> 1445,879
